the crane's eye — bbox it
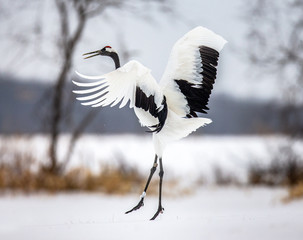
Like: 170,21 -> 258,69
101,46 -> 112,52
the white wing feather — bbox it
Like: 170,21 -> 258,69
160,26 -> 227,116
73,60 -> 163,111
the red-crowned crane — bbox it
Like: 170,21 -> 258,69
72,26 -> 227,220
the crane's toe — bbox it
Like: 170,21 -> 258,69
150,206 -> 164,220
125,197 -> 145,214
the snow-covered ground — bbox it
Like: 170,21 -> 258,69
1,134 -> 303,184
0,187 -> 302,240
1,135 -> 303,239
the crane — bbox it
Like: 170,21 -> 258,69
72,26 -> 227,220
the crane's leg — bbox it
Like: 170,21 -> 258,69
150,157 -> 164,220
125,155 -> 158,214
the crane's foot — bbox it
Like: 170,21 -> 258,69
150,205 -> 164,220
125,197 -> 145,214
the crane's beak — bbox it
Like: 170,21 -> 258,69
82,50 -> 100,59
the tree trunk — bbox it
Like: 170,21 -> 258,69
46,1 -> 87,174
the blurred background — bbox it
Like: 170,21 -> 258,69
1,1 -> 303,239
0,0 -> 303,197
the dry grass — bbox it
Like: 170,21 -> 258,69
248,142 -> 303,187
283,182 -> 303,202
213,165 -> 241,186
0,143 -> 189,196
0,159 -> 146,194
247,143 -> 303,202
0,141 -> 146,194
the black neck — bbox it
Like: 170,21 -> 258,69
110,52 -> 120,69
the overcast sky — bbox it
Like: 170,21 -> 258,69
0,0 -> 279,101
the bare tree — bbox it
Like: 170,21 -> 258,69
46,0 -> 116,174
1,0 -> 173,174
243,0 -> 303,137
243,0 -> 303,189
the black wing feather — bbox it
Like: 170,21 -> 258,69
175,46 -> 219,117
135,86 -> 167,133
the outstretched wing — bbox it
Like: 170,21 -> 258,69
160,26 -> 227,118
73,60 -> 167,133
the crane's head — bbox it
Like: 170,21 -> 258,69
82,46 -> 116,59
82,45 -> 120,69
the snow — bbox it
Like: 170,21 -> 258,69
0,187 -> 302,240
1,134 -> 302,184
1,135 -> 303,239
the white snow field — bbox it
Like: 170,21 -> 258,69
0,187 -> 302,240
0,135 -> 303,239
1,134 -> 303,183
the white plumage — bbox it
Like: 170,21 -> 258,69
160,27 -> 226,116
73,26 -> 227,220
